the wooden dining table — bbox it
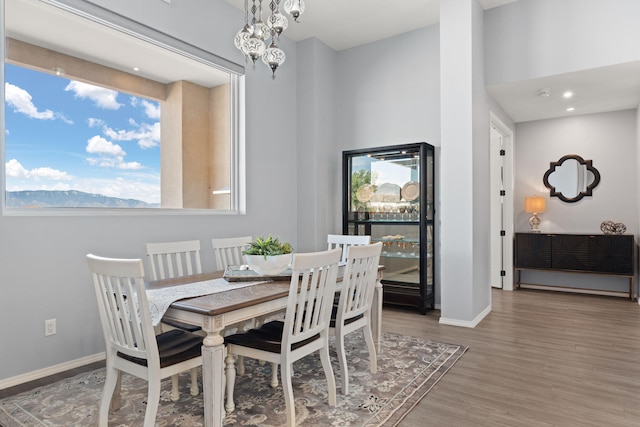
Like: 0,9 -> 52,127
149,266 -> 384,427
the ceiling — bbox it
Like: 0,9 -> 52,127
223,0 -> 640,123
7,0 -> 640,123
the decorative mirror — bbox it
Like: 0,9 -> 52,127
543,154 -> 600,203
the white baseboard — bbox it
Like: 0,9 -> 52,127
0,352 -> 105,391
439,304 -> 491,328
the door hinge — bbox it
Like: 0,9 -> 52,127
500,190 -> 506,196
500,270 -> 506,276
499,149 -> 506,156
500,230 -> 506,236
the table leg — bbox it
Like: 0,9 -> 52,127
202,317 -> 225,427
371,273 -> 383,353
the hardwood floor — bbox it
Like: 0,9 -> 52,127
386,288 -> 640,427
2,288 -> 639,426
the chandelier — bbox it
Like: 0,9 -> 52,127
234,0 -> 306,79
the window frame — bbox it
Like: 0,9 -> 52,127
1,0 -> 246,216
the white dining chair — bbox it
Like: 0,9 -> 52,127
211,236 -> 252,270
87,254 -> 203,427
224,248 -> 342,427
327,234 -> 371,263
330,242 -> 382,394
146,240 -> 202,280
145,240 -> 202,393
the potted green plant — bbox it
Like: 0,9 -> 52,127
242,236 -> 293,275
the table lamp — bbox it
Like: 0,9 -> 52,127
525,195 -> 546,233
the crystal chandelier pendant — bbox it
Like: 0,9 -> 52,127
252,19 -> 270,41
245,35 -> 266,66
267,11 -> 288,36
262,40 -> 286,79
283,0 -> 305,22
234,24 -> 252,55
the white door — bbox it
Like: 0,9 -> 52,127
489,113 -> 514,290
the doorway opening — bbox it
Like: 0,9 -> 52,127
489,113 -> 514,290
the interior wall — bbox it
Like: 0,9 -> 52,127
484,0 -> 640,86
515,110 -> 637,234
333,24 -> 441,303
515,109 -> 637,292
0,0 -> 300,382
296,38 -> 338,253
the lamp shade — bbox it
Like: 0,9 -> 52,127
525,196 -> 546,213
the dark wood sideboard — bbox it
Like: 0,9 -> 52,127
514,232 -> 636,300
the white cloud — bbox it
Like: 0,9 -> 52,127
102,121 -> 160,149
29,167 -> 74,180
86,135 -> 126,157
5,158 -> 73,180
85,135 -> 143,170
65,81 -> 122,110
5,82 -> 55,120
5,159 -> 29,178
87,118 -> 105,128
141,100 -> 161,120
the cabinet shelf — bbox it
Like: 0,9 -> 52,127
343,142 -> 435,314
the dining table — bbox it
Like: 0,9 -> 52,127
148,265 -> 384,427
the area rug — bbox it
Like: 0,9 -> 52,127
0,332 -> 466,427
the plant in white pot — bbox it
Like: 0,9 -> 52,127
242,236 -> 293,275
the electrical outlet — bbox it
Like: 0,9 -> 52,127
45,319 -> 56,336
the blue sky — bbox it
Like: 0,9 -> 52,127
4,63 -> 161,204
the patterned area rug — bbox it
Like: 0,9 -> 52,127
0,333 -> 466,427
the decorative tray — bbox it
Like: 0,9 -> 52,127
223,265 -> 293,282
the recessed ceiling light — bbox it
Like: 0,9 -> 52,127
563,91 -> 573,98
538,88 -> 551,97
566,107 -> 575,112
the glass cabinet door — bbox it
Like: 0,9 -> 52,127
342,142 -> 435,314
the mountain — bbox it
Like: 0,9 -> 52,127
6,190 -> 156,208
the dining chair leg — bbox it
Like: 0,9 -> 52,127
225,353 -> 237,413
282,361 -> 296,427
101,366 -> 119,427
363,323 -> 378,374
335,331 -> 349,394
144,376 -> 162,427
319,345 -> 337,406
109,369 -> 122,411
170,374 -> 180,401
190,367 -> 199,396
270,362 -> 279,388
237,355 -> 245,375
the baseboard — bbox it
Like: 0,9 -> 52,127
0,352 -> 106,391
519,283 -> 629,298
439,304 -> 491,328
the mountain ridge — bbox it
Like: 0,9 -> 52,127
6,189 -> 156,208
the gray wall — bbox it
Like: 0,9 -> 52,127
515,110 -> 637,293
484,0 -> 640,86
333,24 -> 442,303
0,0 -> 302,381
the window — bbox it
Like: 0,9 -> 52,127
2,0 -> 244,213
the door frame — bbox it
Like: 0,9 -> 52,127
489,112 -> 515,291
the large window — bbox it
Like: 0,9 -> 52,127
2,0 -> 244,213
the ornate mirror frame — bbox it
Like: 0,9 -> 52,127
543,154 -> 600,203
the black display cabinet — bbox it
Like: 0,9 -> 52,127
342,142 -> 435,314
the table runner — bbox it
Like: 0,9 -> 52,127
146,278 -> 266,326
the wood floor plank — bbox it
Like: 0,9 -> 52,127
386,288 -> 640,427
2,287 -> 639,426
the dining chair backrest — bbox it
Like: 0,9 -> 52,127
87,254 -> 157,364
146,240 -> 202,280
283,247 -> 342,350
338,242 -> 383,324
327,234 -> 371,263
331,241 -> 382,395
211,236 -> 252,270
